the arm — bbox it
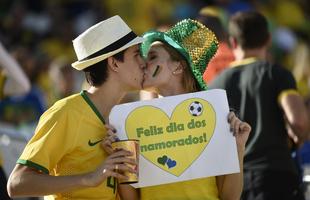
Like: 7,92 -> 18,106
118,185 -> 139,200
0,42 -> 31,96
217,112 -> 251,200
7,150 -> 136,198
280,93 -> 309,144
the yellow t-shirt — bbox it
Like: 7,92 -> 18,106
140,177 -> 219,200
18,91 -> 116,200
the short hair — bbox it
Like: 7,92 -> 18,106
160,43 -> 200,92
228,11 -> 269,49
83,50 -> 125,86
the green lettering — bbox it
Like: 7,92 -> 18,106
203,133 -> 207,142
166,141 -> 173,147
136,128 -> 144,137
154,142 -> 166,150
199,135 -> 204,143
195,121 -> 202,128
202,120 -> 206,127
140,145 -> 148,152
178,139 -> 184,146
187,119 -> 195,129
185,135 -> 192,145
144,129 -> 150,136
148,144 -> 155,151
193,137 -> 199,144
166,123 -> 174,133
157,127 -> 163,134
177,124 -> 184,131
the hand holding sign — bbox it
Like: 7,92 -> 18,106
109,89 -> 240,188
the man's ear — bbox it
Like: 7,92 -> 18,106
265,33 -> 272,48
229,37 -> 238,49
172,62 -> 184,75
107,57 -> 119,72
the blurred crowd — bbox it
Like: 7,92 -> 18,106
0,0 -> 309,125
0,0 -> 309,199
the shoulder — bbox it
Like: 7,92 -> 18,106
269,63 -> 295,83
208,67 -> 241,89
268,62 -> 291,75
40,93 -> 84,121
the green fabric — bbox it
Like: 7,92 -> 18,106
140,31 -> 191,66
80,90 -> 105,124
17,159 -> 49,174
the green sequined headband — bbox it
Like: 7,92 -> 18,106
140,19 -> 218,90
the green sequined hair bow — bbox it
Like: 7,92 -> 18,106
140,19 -> 218,90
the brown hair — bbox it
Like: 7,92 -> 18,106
229,11 -> 269,49
160,42 -> 200,92
83,49 -> 125,86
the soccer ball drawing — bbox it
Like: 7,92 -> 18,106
189,101 -> 203,116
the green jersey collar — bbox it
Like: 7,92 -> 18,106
80,90 -> 105,124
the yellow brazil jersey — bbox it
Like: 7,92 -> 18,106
140,177 -> 219,200
17,91 -> 117,200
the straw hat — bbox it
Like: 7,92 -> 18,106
140,19 -> 218,90
72,15 -> 144,70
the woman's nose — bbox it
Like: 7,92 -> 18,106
138,56 -> 146,68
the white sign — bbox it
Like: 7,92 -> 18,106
109,89 -> 239,188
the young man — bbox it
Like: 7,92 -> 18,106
209,11 -> 309,200
7,15 -> 145,200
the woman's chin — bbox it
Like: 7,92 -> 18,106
142,80 -> 151,89
142,84 -> 157,92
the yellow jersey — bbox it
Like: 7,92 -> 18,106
140,177 -> 219,200
18,91 -> 116,200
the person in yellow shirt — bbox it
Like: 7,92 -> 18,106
104,19 -> 251,200
7,15 -> 146,200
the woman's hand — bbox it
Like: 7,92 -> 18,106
101,124 -> 119,154
217,112 -> 251,200
227,111 -> 251,150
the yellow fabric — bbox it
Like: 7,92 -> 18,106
277,89 -> 300,105
297,78 -> 310,98
229,57 -> 258,68
18,93 -> 115,200
0,69 -> 6,100
0,154 -> 2,166
274,0 -> 305,29
140,177 -> 219,200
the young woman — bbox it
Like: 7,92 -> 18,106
104,19 -> 251,200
